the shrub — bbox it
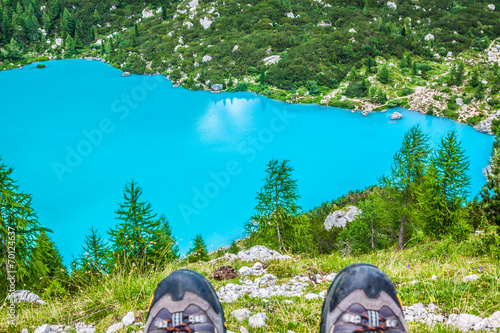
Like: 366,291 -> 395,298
398,87 -> 414,96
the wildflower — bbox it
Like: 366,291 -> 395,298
406,264 -> 411,269
479,266 -> 483,271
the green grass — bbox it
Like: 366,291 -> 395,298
1,236 -> 499,332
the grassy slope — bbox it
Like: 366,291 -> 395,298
1,235 -> 499,333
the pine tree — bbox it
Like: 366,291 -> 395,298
0,157 -> 45,297
93,9 -> 101,25
289,35 -> 295,46
78,227 -> 109,283
386,124 -> 430,249
147,214 -> 179,263
65,34 -> 74,55
250,159 -> 303,252
108,180 -> 166,269
161,5 -> 167,20
471,67 -> 479,87
347,66 -> 358,82
377,65 -> 390,84
260,68 -> 266,85
62,8 -> 74,36
418,131 -> 471,236
28,231 -> 68,292
187,234 -> 209,262
50,0 -> 60,20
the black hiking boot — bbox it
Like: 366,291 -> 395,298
319,263 -> 408,333
144,269 -> 226,333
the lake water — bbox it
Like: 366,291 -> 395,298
0,59 -> 495,264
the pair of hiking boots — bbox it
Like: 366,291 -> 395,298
144,263 -> 408,333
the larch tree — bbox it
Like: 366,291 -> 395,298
387,124 -> 430,249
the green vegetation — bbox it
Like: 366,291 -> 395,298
0,122 -> 500,330
1,0 -> 500,124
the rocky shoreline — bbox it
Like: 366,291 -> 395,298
3,55 -> 498,136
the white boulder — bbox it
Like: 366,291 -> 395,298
488,311 -> 500,328
105,322 -> 124,333
487,4 -> 495,10
387,1 -> 397,9
232,308 -> 251,322
285,12 -> 295,18
263,55 -> 281,65
188,0 -> 199,8
425,34 -> 434,41
324,206 -> 363,230
391,112 -> 403,120
34,325 -> 51,333
122,312 -> 135,326
349,28 -> 357,33
248,313 -> 267,328
200,17 -> 213,29
462,274 -> 480,282
142,9 -> 154,18
202,55 -> 212,63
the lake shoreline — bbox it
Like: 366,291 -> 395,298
3,55 -> 498,136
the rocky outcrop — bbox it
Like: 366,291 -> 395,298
323,206 -> 362,230
263,55 -> 280,65
211,84 -> 223,91
391,111 -> 403,120
474,116 -> 495,135
7,290 -> 46,305
214,245 -> 292,262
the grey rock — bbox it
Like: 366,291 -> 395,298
240,327 -> 249,333
122,311 -> 135,326
248,313 -> 267,328
305,293 -> 319,300
391,111 -> 403,120
324,206 -> 362,230
232,308 -> 251,322
21,329 -> 28,333
447,313 -> 484,331
462,274 -> 480,282
362,110 -> 369,116
7,290 -> 46,305
106,322 -> 124,333
34,324 -> 50,333
211,84 -> 223,91
121,72 -> 131,77
488,311 -> 500,328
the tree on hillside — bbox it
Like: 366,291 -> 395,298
418,131 -> 471,236
29,230 -> 68,293
249,159 -> 310,252
0,157 -> 45,298
147,214 -> 179,263
377,65 -> 390,84
187,234 -> 209,262
108,180 -> 170,269
481,152 -> 500,228
386,124 -> 430,250
78,227 -> 109,282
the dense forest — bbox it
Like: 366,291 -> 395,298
1,0 -> 500,128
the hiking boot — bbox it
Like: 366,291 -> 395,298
145,269 -> 226,333
320,263 -> 408,333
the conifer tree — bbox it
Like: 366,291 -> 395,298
250,159 -> 307,252
78,227 -> 109,283
187,234 -> 209,262
109,180 -> 169,269
260,68 -> 266,85
29,231 -> 68,291
0,157 -> 44,298
147,214 -> 179,263
387,124 -> 430,249
471,67 -> 479,87
62,8 -> 74,36
65,34 -> 74,55
92,9 -> 100,25
378,65 -> 390,84
418,131 -> 471,236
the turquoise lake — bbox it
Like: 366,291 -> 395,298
0,59 -> 495,263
